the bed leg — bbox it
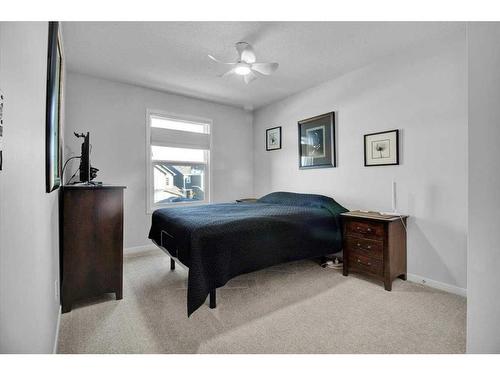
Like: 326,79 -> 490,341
170,258 -> 175,271
209,289 -> 216,309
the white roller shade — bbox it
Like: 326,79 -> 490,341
151,127 -> 211,150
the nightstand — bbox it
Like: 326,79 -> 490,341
341,211 -> 408,291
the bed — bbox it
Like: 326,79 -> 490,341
148,191 -> 347,316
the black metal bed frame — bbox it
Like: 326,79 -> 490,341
154,230 -> 217,309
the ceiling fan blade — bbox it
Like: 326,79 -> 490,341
243,71 -> 258,84
208,54 -> 236,65
219,68 -> 237,78
236,42 -> 256,63
251,62 -> 279,75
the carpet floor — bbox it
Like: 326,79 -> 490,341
57,249 -> 466,354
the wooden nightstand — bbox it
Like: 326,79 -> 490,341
341,211 -> 408,291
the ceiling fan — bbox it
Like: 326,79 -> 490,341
208,42 -> 279,84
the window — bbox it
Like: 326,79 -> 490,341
146,110 -> 211,212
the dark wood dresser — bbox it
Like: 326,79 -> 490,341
60,185 -> 126,313
341,211 -> 408,291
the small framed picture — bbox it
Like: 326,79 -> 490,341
298,112 -> 336,169
266,126 -> 282,151
364,129 -> 399,166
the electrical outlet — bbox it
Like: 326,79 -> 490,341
55,279 -> 60,302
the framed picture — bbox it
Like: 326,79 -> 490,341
45,21 -> 64,192
298,112 -> 335,169
266,126 -> 282,151
364,129 -> 399,166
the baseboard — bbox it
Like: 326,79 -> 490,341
124,244 -> 157,256
52,305 -> 61,354
407,273 -> 467,297
123,246 -> 467,298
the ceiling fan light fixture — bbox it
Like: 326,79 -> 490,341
234,63 -> 251,75
208,42 -> 278,83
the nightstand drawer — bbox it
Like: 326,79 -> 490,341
346,220 -> 385,239
349,253 -> 383,276
345,236 -> 383,260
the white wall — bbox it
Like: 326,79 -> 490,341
253,32 -> 467,291
467,22 -> 500,353
0,22 -> 60,353
64,72 -> 254,248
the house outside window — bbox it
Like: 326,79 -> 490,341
146,110 -> 211,213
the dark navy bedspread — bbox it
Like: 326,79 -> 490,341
148,192 -> 347,316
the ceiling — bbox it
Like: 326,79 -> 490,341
62,22 -> 463,110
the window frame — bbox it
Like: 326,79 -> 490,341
145,109 -> 212,214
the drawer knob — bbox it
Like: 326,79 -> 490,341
356,226 -> 361,230
367,228 -> 372,232
357,258 -> 371,266
357,243 -> 361,247
367,245 -> 371,249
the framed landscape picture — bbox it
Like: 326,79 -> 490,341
266,126 -> 282,151
298,112 -> 335,169
364,129 -> 399,166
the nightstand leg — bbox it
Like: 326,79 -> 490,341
384,279 -> 392,291
398,274 -> 407,281
343,256 -> 348,276
170,258 -> 175,271
116,289 -> 123,300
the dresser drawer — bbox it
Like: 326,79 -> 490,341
348,253 -> 383,276
345,236 -> 383,260
346,220 -> 385,240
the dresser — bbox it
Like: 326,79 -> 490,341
341,211 -> 408,291
60,185 -> 126,313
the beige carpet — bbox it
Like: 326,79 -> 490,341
57,249 -> 466,354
